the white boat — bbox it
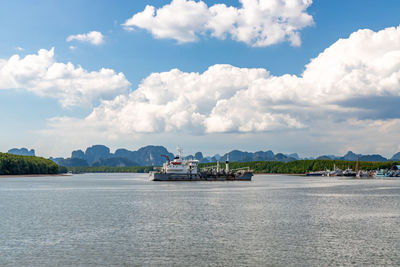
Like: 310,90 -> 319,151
149,148 -> 200,181
374,169 -> 386,178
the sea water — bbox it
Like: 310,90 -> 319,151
0,173 -> 399,266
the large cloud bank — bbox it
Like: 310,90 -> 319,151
0,48 -> 130,107
67,26 -> 400,137
123,0 -> 313,47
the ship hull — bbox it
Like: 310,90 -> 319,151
150,172 -> 201,181
234,172 -> 253,180
149,171 -> 253,181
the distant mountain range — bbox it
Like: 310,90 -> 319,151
183,150 -> 300,163
317,151 -> 396,162
6,146 -> 400,167
48,145 -> 174,167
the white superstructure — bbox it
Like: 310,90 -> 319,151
161,147 -> 199,174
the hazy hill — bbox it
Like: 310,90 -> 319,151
114,146 -> 174,166
85,145 -> 111,165
54,145 -> 173,167
91,157 -> 138,167
391,152 -> 400,161
51,157 -> 89,167
8,148 -> 35,156
318,151 -> 388,162
218,150 -> 297,163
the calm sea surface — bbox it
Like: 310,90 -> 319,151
0,173 -> 399,266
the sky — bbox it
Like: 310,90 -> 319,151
1,0 -> 400,158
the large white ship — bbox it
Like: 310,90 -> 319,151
149,148 -> 253,181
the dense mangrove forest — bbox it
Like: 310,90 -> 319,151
0,153 -> 66,175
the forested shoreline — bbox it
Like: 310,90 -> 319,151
0,153 -> 66,175
200,160 -> 400,174
2,153 -> 398,175
66,159 -> 400,174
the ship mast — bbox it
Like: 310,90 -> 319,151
355,157 -> 360,172
226,154 -> 230,172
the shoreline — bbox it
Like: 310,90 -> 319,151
0,173 -> 386,179
0,174 -> 70,178
256,173 -> 304,176
1,172 -> 305,176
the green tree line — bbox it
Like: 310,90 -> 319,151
67,166 -> 156,173
199,160 -> 400,174
0,153 -> 66,175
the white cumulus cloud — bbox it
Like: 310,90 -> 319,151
122,0 -> 314,47
66,31 -> 105,45
41,25 -> 400,155
0,48 -> 130,107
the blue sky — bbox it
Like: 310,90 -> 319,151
1,0 -> 400,158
